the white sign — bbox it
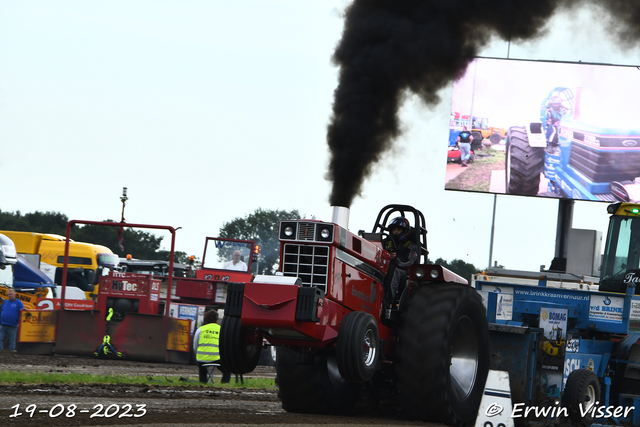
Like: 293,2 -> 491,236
496,293 -> 513,321
566,339 -> 580,353
540,307 -> 568,340
215,283 -> 227,304
589,294 -> 624,323
479,285 -> 514,321
631,299 -> 640,332
631,300 -> 640,321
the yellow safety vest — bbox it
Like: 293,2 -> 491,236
196,323 -> 221,362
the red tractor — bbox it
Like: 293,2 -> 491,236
220,205 -> 489,425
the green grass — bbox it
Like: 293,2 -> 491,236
446,149 -> 505,192
0,371 -> 276,388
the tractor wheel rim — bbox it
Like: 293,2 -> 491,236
585,384 -> 596,410
363,328 -> 377,367
450,316 -> 479,400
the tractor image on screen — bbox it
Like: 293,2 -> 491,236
505,86 -> 640,201
219,204 -> 490,426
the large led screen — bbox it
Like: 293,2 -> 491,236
445,57 -> 640,202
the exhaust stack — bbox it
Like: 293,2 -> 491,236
331,206 -> 350,229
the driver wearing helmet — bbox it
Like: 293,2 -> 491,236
545,96 -> 567,146
382,217 -> 418,304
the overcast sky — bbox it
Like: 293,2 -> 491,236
2,2 -> 639,272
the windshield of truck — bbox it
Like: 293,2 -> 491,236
0,265 -> 13,287
56,255 -> 92,266
472,117 -> 488,129
600,216 -> 640,283
202,239 -> 252,272
97,253 -> 119,269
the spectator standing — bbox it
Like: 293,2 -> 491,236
456,126 -> 474,167
0,289 -> 24,350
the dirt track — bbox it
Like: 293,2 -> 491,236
0,351 -> 436,427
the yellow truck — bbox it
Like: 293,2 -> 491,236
0,231 -> 119,297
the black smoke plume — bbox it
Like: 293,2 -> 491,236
326,0 -> 640,207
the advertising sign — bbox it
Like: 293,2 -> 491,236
495,293 -> 513,321
630,299 -> 640,332
479,284 -> 513,321
166,317 -> 191,352
169,303 -> 205,334
446,57 -> 640,202
36,299 -> 95,311
589,294 -> 624,324
18,310 -> 57,343
539,307 -> 568,340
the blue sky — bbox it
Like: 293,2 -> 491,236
2,2 -> 639,272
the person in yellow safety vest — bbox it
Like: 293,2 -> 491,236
193,310 -> 231,383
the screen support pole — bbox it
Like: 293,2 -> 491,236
549,198 -> 574,272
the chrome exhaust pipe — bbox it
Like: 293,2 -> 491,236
331,206 -> 350,229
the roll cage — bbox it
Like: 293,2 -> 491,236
370,204 -> 428,263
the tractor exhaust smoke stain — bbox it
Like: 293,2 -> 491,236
326,0 -> 640,208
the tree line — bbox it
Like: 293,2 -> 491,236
0,210 -> 188,263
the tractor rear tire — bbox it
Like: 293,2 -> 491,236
563,369 -> 600,426
337,311 -> 380,383
396,283 -> 490,426
471,131 -> 483,143
276,347 -> 361,414
471,131 -> 483,152
505,126 -> 544,195
219,316 -> 262,374
489,132 -> 503,144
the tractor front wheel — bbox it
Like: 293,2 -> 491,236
396,283 -> 490,425
219,316 -> 262,374
337,311 -> 380,382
